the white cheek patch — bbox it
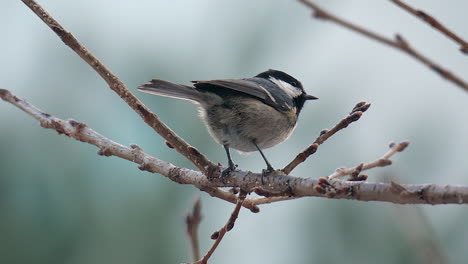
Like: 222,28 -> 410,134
269,77 -> 302,97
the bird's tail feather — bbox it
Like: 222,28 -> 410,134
138,79 -> 205,103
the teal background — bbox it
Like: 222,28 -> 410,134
1,1 -> 468,263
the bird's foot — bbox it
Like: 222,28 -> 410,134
221,163 -> 238,180
261,165 -> 275,184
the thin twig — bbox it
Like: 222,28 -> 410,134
186,198 -> 202,262
390,0 -> 468,54
297,0 -> 468,93
20,0 -> 217,175
328,141 -> 410,179
282,101 -> 370,174
201,186 -> 260,213
247,196 -> 298,206
194,192 -> 247,264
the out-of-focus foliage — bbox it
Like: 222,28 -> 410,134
1,0 -> 467,263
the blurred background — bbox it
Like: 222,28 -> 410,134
1,0 -> 468,263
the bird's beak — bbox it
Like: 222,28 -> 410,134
304,94 -> 318,100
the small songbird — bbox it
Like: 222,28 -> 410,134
138,69 -> 317,177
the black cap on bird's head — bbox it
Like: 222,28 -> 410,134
256,69 -> 304,89
256,69 -> 318,111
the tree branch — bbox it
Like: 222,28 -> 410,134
200,186 -> 260,213
247,140 -> 407,205
282,101 -> 370,174
297,0 -> 468,92
328,141 -> 409,180
20,0 -> 217,175
193,192 -> 247,264
0,89 -> 250,211
390,0 -> 468,54
2,89 -> 467,205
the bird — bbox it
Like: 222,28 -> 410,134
138,69 -> 318,178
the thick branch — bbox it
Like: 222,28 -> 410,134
20,0 -> 216,174
298,0 -> 468,92
2,89 -> 467,205
390,0 -> 468,54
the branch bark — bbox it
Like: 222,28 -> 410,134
2,89 -> 467,206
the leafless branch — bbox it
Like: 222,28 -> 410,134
390,0 -> 468,54
245,196 -> 298,207
20,0 -> 217,175
193,192 -> 247,264
297,0 -> 468,92
248,140 -> 408,205
3,88 -> 468,206
201,186 -> 260,213
282,101 -> 370,174
328,141 -> 409,180
186,199 -> 202,262
0,89 -> 248,210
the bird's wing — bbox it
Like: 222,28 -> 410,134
192,78 -> 292,111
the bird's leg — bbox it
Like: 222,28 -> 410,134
253,141 -> 274,184
221,144 -> 237,178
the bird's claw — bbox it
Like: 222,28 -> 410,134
221,163 -> 237,180
261,166 -> 275,184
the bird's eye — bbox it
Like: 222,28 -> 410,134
290,81 -> 297,86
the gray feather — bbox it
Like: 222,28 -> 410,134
138,79 -> 216,104
193,78 -> 293,112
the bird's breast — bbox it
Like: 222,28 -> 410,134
199,96 -> 298,152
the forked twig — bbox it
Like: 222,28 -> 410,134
328,141 -> 410,179
390,0 -> 468,54
297,0 -> 468,92
201,186 -> 259,213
